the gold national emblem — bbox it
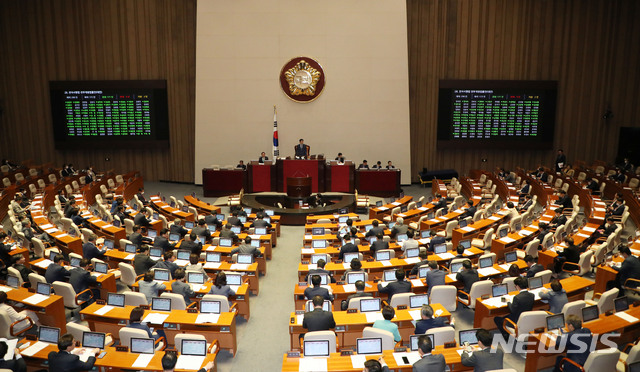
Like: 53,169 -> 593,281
284,60 -> 321,96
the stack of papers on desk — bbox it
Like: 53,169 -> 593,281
342,284 -> 356,292
93,305 -> 114,316
76,348 -> 96,362
125,253 -> 135,260
249,234 -> 262,239
34,259 -> 52,269
195,313 -> 220,324
133,354 -> 154,368
175,259 -> 189,266
191,284 -> 205,292
304,235 -> 312,239
482,297 -> 509,308
45,228 -> 59,234
411,279 -> 423,287
615,312 -> 639,323
301,249 -> 315,254
488,216 -> 500,221
447,274 -> 457,281
175,355 -> 206,370
142,313 -> 170,325
404,257 -> 421,264
298,357 -> 328,372
577,233 -> 590,238
418,238 -> 430,245
230,285 -> 240,292
461,226 -> 475,232
393,351 -> 421,366
380,261 -> 392,267
408,309 -> 421,320
230,264 -> 250,271
343,263 -> 351,269
454,209 -> 464,213
418,207 -> 428,211
0,285 -> 13,292
365,312 -> 384,323
203,262 -> 221,269
464,249 -> 475,256
307,264 -> 317,270
583,226 -> 596,232
478,267 -> 500,276
437,252 -> 455,260
499,237 -> 516,244
499,264 -> 512,271
20,341 -> 49,357
520,230 -> 533,236
296,314 -> 304,325
350,355 -> 367,369
23,294 -> 48,305
0,338 -> 17,360
392,202 -> 401,206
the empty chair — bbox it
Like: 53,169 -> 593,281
59,217 -> 73,232
458,280 -> 493,309
118,262 -> 138,288
383,207 -> 400,222
303,331 -> 337,354
160,292 -> 194,310
425,326 -> 455,346
107,178 -> 116,189
362,327 -> 396,350
533,269 -> 553,284
561,300 -> 587,320
517,239 -> 540,259
585,287 -> 618,314
52,281 -> 92,310
502,277 -> 517,293
436,220 -> 458,239
617,343 -> 640,372
28,273 -> 46,289
48,173 -> 57,183
115,174 -> 124,185
559,347 -> 619,372
503,310 -> 548,338
472,228 -> 494,250
429,285 -> 457,312
124,291 -> 149,306
0,311 -> 33,339
14,173 -> 24,183
72,180 -> 80,190
67,322 -> 114,347
389,293 -> 413,308
118,328 -> 165,351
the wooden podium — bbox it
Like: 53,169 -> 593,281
286,176 -> 311,197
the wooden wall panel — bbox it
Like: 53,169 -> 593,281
0,0 -> 196,182
407,0 -> 640,181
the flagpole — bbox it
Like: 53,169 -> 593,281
272,106 -> 279,161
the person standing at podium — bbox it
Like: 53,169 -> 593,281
294,139 -> 310,159
258,152 -> 269,163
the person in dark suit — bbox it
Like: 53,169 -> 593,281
365,220 -> 385,238
524,255 -> 544,278
519,194 -> 533,213
11,255 -> 34,287
47,333 -> 98,371
412,335 -> 446,371
154,228 -> 176,252
236,160 -> 246,170
191,219 -> 209,237
69,258 -> 98,307
358,160 -> 370,169
204,212 -> 222,229
414,304 -> 448,334
553,315 -> 592,372
370,232 -> 389,254
82,234 -> 106,261
549,208 -> 567,229
555,149 -> 566,173
461,329 -> 504,372
306,259 -> 335,283
219,223 -> 238,244
133,245 -> 156,275
390,217 -> 409,238
410,251 -> 430,276
133,209 -> 152,227
606,197 -> 625,218
302,295 -> 336,332
424,261 -> 446,295
250,213 -> 272,229
555,190 -> 572,209
432,194 -> 447,212
334,152 -> 345,163
554,237 -> 581,273
340,258 -> 364,282
377,268 -> 411,301
428,230 -> 445,253
518,180 -> 531,196
609,245 -> 640,292
456,260 -> 479,295
136,188 -> 148,205
460,200 -> 477,219
342,280 -> 373,310
585,177 -> 599,194
45,254 -> 70,284
535,167 -> 549,183
372,161 -> 383,169
294,139 -> 310,159
304,275 -> 334,301
231,236 -> 261,258
338,234 -> 358,261
494,276 -> 535,338
226,211 -> 242,227
0,341 -> 26,372
386,161 -> 395,170
539,280 -> 568,314
170,219 -> 189,237
537,222 -> 552,248
180,232 -> 203,255
153,251 -> 179,276
610,168 -> 626,183
258,152 -> 269,164
161,350 -> 214,372
128,225 -> 150,247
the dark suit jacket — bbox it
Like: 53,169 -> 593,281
14,263 -> 34,284
47,350 -> 96,371
204,215 -> 220,226
69,267 -> 98,300
153,260 -> 179,276
304,286 -> 334,301
456,269 -> 479,294
556,195 -> 572,209
433,199 -> 447,211
461,347 -> 504,372
558,244 -> 581,263
428,236 -> 446,252
338,243 -> 358,261
410,260 -> 430,276
227,216 -> 242,227
45,264 -> 70,284
295,144 -> 310,158
378,280 -> 412,300
391,224 -> 409,238
507,290 -> 535,322
370,240 -> 389,254
461,206 -> 477,219
412,353 -> 446,372
0,357 -> 26,372
365,226 -> 384,238
526,263 -> 545,278
133,213 -> 151,227
557,327 -> 592,372
136,192 -> 147,204
133,253 -> 156,275
180,240 -> 203,255
82,242 -> 105,261
129,232 -> 144,247
425,269 -> 446,295
153,236 -> 175,252
519,184 -> 531,194
344,292 -> 373,310
550,214 -> 567,227
250,219 -> 271,228
302,308 -> 335,331
619,255 -> 640,284
414,317 -> 446,334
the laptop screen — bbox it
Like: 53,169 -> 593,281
219,238 -> 232,247
528,277 -> 543,290
36,282 -> 51,296
125,244 -> 137,253
152,213 -> 159,220
421,230 -> 431,238
376,201 -> 383,207
153,269 -> 170,282
615,296 -> 629,312
356,337 -> 383,355
303,340 -> 330,357
107,293 -> 125,307
184,221 -> 195,229
312,227 -> 325,236
151,297 -> 172,312
410,334 -> 434,351
70,257 -> 81,267
94,262 -> 109,274
226,274 -> 242,286
308,300 -> 331,312
460,239 -> 471,249
82,331 -> 106,349
418,266 -> 430,278
230,226 -> 241,234
459,329 -> 479,345
365,225 -> 373,232
104,239 -> 114,249
582,305 -> 599,322
434,244 -> 447,254
505,251 -> 518,263
369,237 -> 377,243
410,294 -> 429,308
243,207 -> 252,214
216,214 -> 225,221
450,262 -> 464,273
130,338 -> 155,354
6,275 -> 19,288
312,240 -> 327,248
396,234 -> 408,242
343,252 -> 359,264
479,257 -> 493,268
254,227 -> 267,235
547,313 -> 565,331
499,228 -> 509,238
181,339 -> 207,356
238,216 -> 247,224
492,284 -> 508,297
265,210 -> 274,216
208,225 -> 216,232
263,217 -> 271,224
187,272 -> 206,284
206,252 -> 221,262
150,247 -> 163,258
112,219 -> 121,227
338,216 -> 348,223
459,219 -> 468,228
360,298 -> 381,312
387,222 -> 396,229
346,272 -> 365,284
376,250 -> 391,261
39,326 -> 60,344
514,222 -> 522,231
169,233 -> 180,241
401,205 -> 408,213
405,247 -> 420,258
200,300 -> 221,314
177,250 -> 191,261
147,229 -> 157,238
383,270 -> 397,282
311,254 -> 328,265
237,253 -> 253,264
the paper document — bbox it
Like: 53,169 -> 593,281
393,352 -> 421,366
477,267 -> 500,276
365,312 -> 384,323
0,285 -> 13,292
195,313 -> 220,324
499,264 -> 512,271
298,357 -> 328,372
404,257 -> 421,264
93,305 -> 114,316
175,355 -> 206,370
447,274 -> 457,281
482,297 -> 509,308
583,226 -> 596,232
461,226 -> 475,232
343,263 -> 351,269
350,355 -> 367,369
380,261 -> 392,267
203,262 -> 221,269
35,259 -> 53,268
20,341 -> 49,356
0,338 -> 18,360
342,284 -> 356,292
488,216 -> 500,221
23,294 -> 49,305
142,313 -> 170,325
411,279 -> 423,287
301,249 -> 315,254
230,264 -> 250,271
125,254 -> 135,260
615,312 -> 639,323
132,354 -> 154,368
500,237 -> 516,244
437,252 -> 455,260
391,202 -> 401,206
229,285 -> 240,293
408,309 -> 421,320
77,348 -> 96,362
520,230 -> 533,236
377,207 -> 389,211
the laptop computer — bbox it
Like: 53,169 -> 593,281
94,262 -> 109,274
504,251 -> 518,263
219,238 -> 232,247
356,337 -> 383,355
82,331 -> 106,349
359,298 -> 382,312
238,216 -> 247,224
206,252 -> 221,262
383,270 -> 397,282
546,313 -> 565,332
401,205 -> 408,213
150,247 -> 163,259
236,253 -> 253,264
151,297 -> 172,312
528,277 -> 543,290
130,337 -> 155,354
312,227 -> 325,236
265,210 -> 274,216
365,225 -> 373,233
184,221 -> 195,229
70,257 -> 81,267
312,240 -> 327,249
405,247 -> 420,258
254,227 -> 267,235
410,334 -> 435,351
147,229 -> 157,238
153,269 -> 170,282
492,284 -> 508,297
615,296 -> 629,312
343,252 -> 359,264
112,219 -> 121,228
459,219 -> 468,228
152,213 -> 159,220
226,273 -> 242,286
478,257 -> 493,269
339,208 -> 348,214
104,239 -> 114,249
421,230 -> 431,238
582,305 -> 599,322
303,340 -> 330,357
345,272 -> 365,284
176,250 -> 191,261
418,266 -> 430,278
107,293 -> 125,307
450,262 -> 464,273
181,339 -> 207,356
459,329 -> 480,346
459,239 -> 471,250
409,294 -> 429,308
338,216 -> 348,223
434,244 -> 447,254
200,300 -> 221,314
39,326 -> 61,344
311,254 -> 328,265
499,228 -> 509,238
187,272 -> 206,284
6,275 -> 19,289
387,222 -> 396,229
230,226 -> 241,234
396,234 -> 408,242
375,250 -> 391,261
125,243 -> 137,253
36,282 -> 51,296
216,214 -> 225,221
169,233 -> 180,242
376,201 -> 383,207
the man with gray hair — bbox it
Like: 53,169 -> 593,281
425,261 -> 446,295
391,217 -> 408,238
414,304 -> 450,334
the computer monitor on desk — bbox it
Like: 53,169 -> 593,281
343,252 -> 359,264
36,282 -> 51,296
582,305 -> 599,322
491,284 -> 508,297
410,294 -> 429,308
356,338 -> 382,355
82,331 -> 106,349
200,300 -> 221,314
151,297 -> 172,312
181,339 -> 207,356
410,334 -> 434,351
546,313 -> 564,331
107,293 -> 125,307
345,272 -> 365,284
359,298 -> 381,312
39,326 -> 60,344
254,227 -> 267,235
130,338 -> 155,354
125,244 -> 137,254
154,269 -> 170,282
303,340 -> 330,357
206,252 -> 221,262
187,272 -> 206,284
459,329 -> 480,346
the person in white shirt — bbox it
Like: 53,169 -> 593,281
506,201 -> 520,221
401,230 -> 419,252
0,292 -> 40,331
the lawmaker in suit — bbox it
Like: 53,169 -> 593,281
138,271 -> 166,303
370,232 -> 389,254
127,306 -> 161,340
180,233 -> 203,255
47,333 -> 98,372
302,295 -> 336,332
69,259 -> 99,306
133,245 -> 156,275
153,251 -> 179,276
554,237 -> 581,274
365,220 -> 385,238
494,276 -> 534,338
154,228 -> 176,252
171,268 -> 195,305
539,280 -> 568,314
231,236 -> 261,257
414,304 -> 448,334
45,254 -> 70,284
170,218 -> 189,236
609,245 -> 640,292
133,209 -> 152,227
338,234 -> 358,261
461,329 -> 504,372
424,261 -> 446,295
555,149 -> 566,173
294,138 -> 310,159
307,259 -> 335,283
456,260 -> 479,295
524,255 -> 544,278
258,152 -> 269,163
460,200 -> 477,219
358,160 -> 370,169
0,341 -> 26,372
82,234 -> 106,261
377,269 -> 411,301
428,230 -> 445,252
304,275 -> 334,301
553,315 -> 592,372
342,280 -> 372,310
390,217 -> 409,238
412,335 -> 446,372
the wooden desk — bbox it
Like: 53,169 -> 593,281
327,162 -> 355,193
288,305 -> 451,350
183,195 -> 222,216
81,304 -> 238,356
149,195 -> 195,222
307,214 -> 360,224
4,286 -> 67,332
30,257 -> 118,298
473,276 -> 593,329
368,196 -> 413,220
